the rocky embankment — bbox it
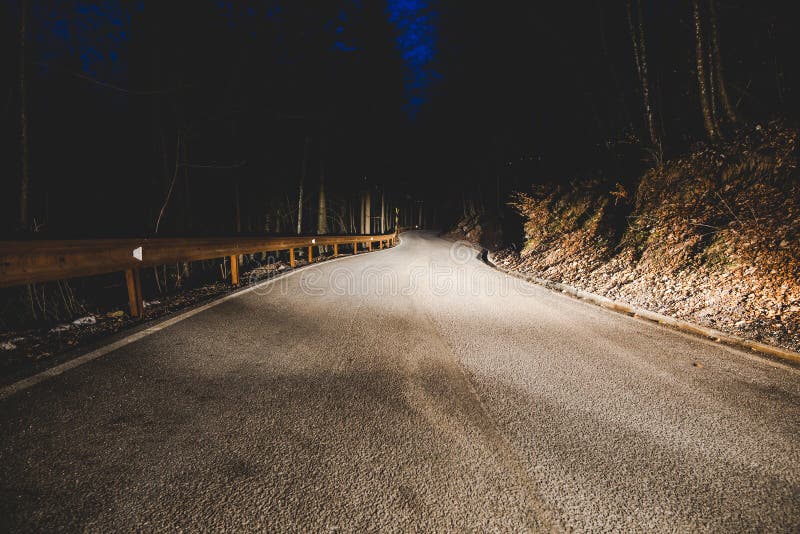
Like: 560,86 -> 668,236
458,122 -> 800,352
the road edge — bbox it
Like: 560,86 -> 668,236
480,248 -> 800,366
0,240 -> 404,401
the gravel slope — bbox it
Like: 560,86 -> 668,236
1,231 -> 798,532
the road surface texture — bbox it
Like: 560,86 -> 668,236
1,231 -> 799,532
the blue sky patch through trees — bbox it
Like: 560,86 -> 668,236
29,0 -> 440,118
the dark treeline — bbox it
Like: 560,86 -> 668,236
2,1 -> 799,239
420,0 -> 800,236
2,1 -> 417,238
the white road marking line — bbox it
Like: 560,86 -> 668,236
0,242 -> 403,401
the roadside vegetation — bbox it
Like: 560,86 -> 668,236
489,122 -> 800,352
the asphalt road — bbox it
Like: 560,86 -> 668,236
1,231 -> 799,532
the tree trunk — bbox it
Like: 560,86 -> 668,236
626,0 -> 642,92
317,159 -> 327,234
627,0 -> 659,150
360,192 -> 366,234
364,190 -> 371,235
18,0 -> 29,230
708,43 -> 719,129
234,177 -> 241,233
184,142 -> 191,231
709,0 -> 737,123
179,139 -> 190,233
154,134 -> 182,234
380,190 -> 385,233
296,136 -> 310,234
693,0 -> 717,139
635,0 -> 659,150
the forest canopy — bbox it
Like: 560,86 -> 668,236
2,1 -> 798,237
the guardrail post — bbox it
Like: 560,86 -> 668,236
289,248 -> 296,268
353,241 -> 358,254
308,245 -> 313,263
125,268 -> 143,319
230,255 -> 239,286
333,243 -> 338,257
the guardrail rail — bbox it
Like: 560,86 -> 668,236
0,230 -> 399,318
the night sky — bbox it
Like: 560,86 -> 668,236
2,1 -> 798,236
31,1 -> 440,116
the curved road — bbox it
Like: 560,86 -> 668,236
1,232 -> 799,532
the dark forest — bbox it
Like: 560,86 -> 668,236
2,1 -> 798,237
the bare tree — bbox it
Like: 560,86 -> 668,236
708,37 -> 719,128
380,189 -> 385,233
317,158 -> 328,234
296,136 -> 310,234
359,192 -> 364,234
360,190 -> 368,234
693,0 -> 718,139
154,134 -> 182,234
18,0 -> 30,230
233,176 -> 241,233
180,140 -> 191,232
709,0 -> 738,123
364,189 -> 371,235
626,0 -> 660,151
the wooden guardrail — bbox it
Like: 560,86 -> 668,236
0,230 -> 399,318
